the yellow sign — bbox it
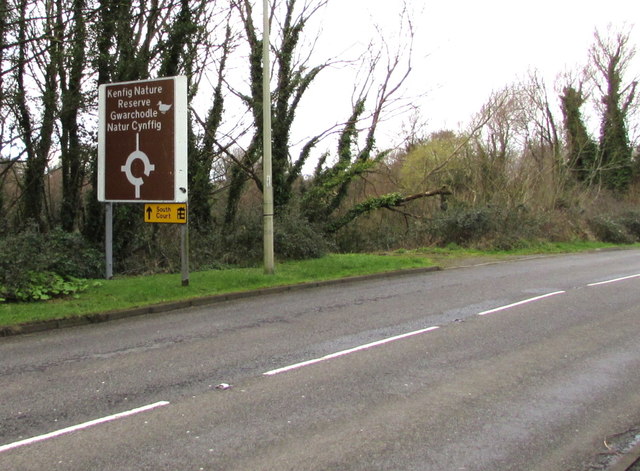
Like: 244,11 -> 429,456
144,203 -> 187,224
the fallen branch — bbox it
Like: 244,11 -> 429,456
326,186 -> 451,233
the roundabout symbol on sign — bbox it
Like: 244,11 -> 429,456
121,133 -> 155,199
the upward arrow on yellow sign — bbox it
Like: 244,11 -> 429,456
144,203 -> 187,224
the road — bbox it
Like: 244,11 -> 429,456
1,250 -> 640,470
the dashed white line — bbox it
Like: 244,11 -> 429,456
588,273 -> 640,287
8,272 -> 634,451
264,326 -> 440,376
477,291 -> 566,316
0,401 -> 170,454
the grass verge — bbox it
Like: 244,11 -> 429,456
0,253 -> 434,328
0,242 -> 630,329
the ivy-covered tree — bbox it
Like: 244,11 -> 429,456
189,21 -> 232,232
84,0 -> 224,240
560,85 -> 599,183
301,98 -> 383,227
14,0 -> 61,230
0,0 -> 9,222
59,0 -> 88,231
224,0 -> 423,239
590,28 -> 637,192
223,0 -> 328,227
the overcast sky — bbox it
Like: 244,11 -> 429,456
291,0 -> 639,154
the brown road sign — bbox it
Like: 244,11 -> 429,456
144,203 -> 188,224
98,76 -> 188,203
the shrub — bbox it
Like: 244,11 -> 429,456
274,209 -> 331,260
331,209 -> 408,253
0,227 -> 103,302
618,211 -> 640,240
419,203 -> 555,250
428,205 -> 495,245
217,207 -> 330,266
9,272 -> 91,302
587,216 -> 635,244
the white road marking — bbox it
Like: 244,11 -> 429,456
6,271 -> 635,453
588,273 -> 640,287
477,291 -> 566,316
0,401 -> 170,454
264,326 -> 440,376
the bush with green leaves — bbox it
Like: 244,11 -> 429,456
218,207 -> 330,266
274,208 -> 331,260
428,205 -> 495,245
617,211 -> 640,240
422,204 -> 551,249
587,216 -> 636,244
0,227 -> 103,302
9,272 -> 91,302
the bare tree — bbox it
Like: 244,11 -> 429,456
300,2 -> 418,230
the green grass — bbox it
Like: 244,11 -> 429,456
409,240 -> 627,260
0,253 -> 433,328
0,242 -> 632,329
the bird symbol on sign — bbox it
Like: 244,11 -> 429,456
157,101 -> 172,114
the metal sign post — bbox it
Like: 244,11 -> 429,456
143,203 -> 189,286
181,224 -> 189,286
105,202 -> 113,279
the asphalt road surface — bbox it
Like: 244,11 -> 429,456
2,250 -> 640,470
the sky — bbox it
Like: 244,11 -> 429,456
290,0 -> 639,155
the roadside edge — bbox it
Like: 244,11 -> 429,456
0,266 -> 441,337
